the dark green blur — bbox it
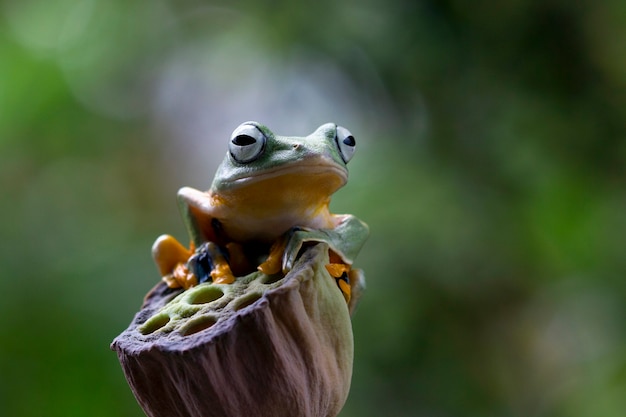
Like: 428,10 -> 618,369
1,1 -> 625,416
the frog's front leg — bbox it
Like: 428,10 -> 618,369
151,188 -> 235,289
176,187 -> 235,285
279,215 -> 368,305
177,187 -> 223,248
257,237 -> 289,276
281,214 -> 369,273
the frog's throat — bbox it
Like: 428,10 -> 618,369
211,168 -> 343,221
215,157 -> 348,191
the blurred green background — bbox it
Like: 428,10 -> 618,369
1,0 -> 625,416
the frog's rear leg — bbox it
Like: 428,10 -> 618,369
152,235 -> 196,289
152,235 -> 193,277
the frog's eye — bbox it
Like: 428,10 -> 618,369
335,126 -> 356,163
229,123 -> 267,163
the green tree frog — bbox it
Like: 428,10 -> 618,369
152,121 -> 369,303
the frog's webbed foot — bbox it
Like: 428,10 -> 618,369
258,228 -> 354,303
188,242 -> 235,285
277,217 -> 368,307
257,235 -> 289,275
258,227 -> 336,275
281,215 -> 369,274
282,229 -> 359,305
152,235 -> 235,289
281,227 -> 319,273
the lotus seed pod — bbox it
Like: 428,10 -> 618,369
111,244 -> 362,417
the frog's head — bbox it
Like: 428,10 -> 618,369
211,122 -> 356,210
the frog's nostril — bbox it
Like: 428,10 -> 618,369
293,143 -> 301,149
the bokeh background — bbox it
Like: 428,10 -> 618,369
1,1 -> 625,416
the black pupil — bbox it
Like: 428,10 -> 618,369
233,135 -> 256,146
343,136 -> 355,147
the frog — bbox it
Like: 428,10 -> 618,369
151,121 -> 369,305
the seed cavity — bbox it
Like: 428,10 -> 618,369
139,313 -> 171,335
180,315 -> 217,336
186,286 -> 224,305
260,274 -> 283,285
233,292 -> 263,311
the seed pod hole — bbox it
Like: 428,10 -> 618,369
139,313 -> 170,335
180,315 -> 217,336
260,274 -> 283,285
186,286 -> 224,305
233,292 -> 263,311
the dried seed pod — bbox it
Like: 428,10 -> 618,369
111,244 -> 360,417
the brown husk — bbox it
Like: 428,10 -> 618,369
111,244 -> 354,417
